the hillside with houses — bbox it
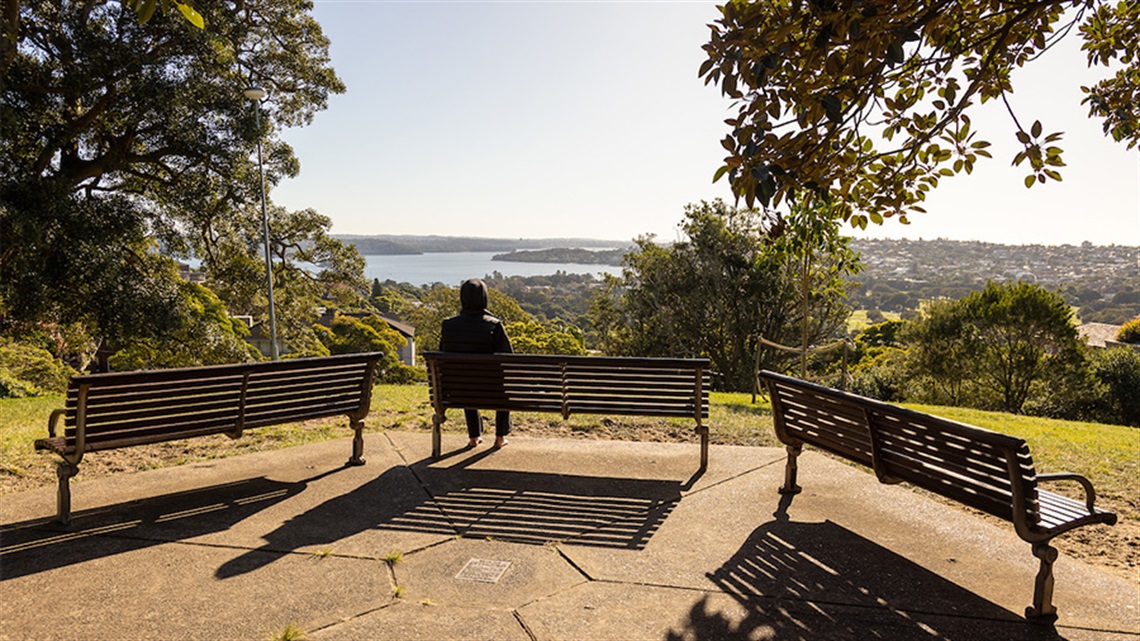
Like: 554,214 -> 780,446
847,239 -> 1139,324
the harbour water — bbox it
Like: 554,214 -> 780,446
363,252 -> 623,286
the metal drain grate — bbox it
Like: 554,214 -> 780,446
455,558 -> 512,584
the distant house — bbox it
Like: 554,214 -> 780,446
380,315 -> 417,366
176,262 -> 207,284
314,309 -> 417,366
1078,322 -> 1126,349
234,316 -> 284,358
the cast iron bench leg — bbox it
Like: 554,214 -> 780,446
1027,541 -> 1059,620
347,418 -> 366,466
55,463 -> 79,525
779,443 -> 803,495
431,413 -> 443,458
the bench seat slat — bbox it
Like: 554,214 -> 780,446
76,427 -> 245,452
246,365 -> 372,388
80,424 -> 242,451
245,384 -> 366,408
891,464 -> 1019,521
70,393 -> 245,428
66,380 -> 246,414
65,407 -> 242,441
565,385 -> 707,398
876,427 -> 1022,486
878,450 -> 1022,516
244,402 -> 365,429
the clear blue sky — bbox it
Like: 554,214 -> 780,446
272,1 -> 1140,247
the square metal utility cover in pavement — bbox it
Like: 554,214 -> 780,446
455,558 -> 512,584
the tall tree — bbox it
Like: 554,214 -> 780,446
771,197 -> 863,376
700,0 -> 1140,227
589,200 -> 857,391
903,281 -> 1085,413
961,281 -> 1084,413
1,0 -> 348,362
902,299 -> 979,405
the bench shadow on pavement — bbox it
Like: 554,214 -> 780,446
0,473 -> 321,581
214,452 -> 687,578
3,455 -> 687,583
681,495 -> 1069,641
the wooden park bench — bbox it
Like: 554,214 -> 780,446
758,369 -> 1118,620
35,352 -> 384,524
424,352 -> 710,469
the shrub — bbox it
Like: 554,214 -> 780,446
1117,316 -> 1140,344
0,369 -> 41,398
379,363 -> 427,385
1090,347 -> 1140,427
848,347 -> 910,402
0,339 -> 76,397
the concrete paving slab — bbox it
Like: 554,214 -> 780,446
0,534 -> 390,641
385,433 -> 786,549
386,431 -> 786,496
2,435 -> 456,578
518,581 -> 1123,641
392,538 -> 587,608
309,602 -> 532,641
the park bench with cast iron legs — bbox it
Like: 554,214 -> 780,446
758,369 -> 1117,621
424,352 -> 710,470
34,352 -> 383,525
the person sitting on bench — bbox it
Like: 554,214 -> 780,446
440,278 -> 513,449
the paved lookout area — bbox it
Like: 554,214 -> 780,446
1,432 -> 1136,641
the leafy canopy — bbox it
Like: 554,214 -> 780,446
0,0 -> 352,364
903,281 -> 1084,413
701,0 -> 1140,228
589,200 -> 858,391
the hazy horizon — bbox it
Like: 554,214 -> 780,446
335,232 -> 1139,250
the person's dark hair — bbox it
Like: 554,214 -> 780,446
460,278 -> 489,314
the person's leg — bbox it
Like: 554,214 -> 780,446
465,410 -> 482,446
493,411 -> 510,448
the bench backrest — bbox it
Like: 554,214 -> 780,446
424,352 -> 710,420
760,370 -> 1040,526
61,353 -> 381,454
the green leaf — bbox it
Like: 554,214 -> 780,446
1031,120 -> 1042,138
176,3 -> 205,29
138,0 -> 158,23
1024,175 -> 1035,188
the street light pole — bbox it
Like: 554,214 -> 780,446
243,85 -> 279,360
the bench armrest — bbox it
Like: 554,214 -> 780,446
47,408 -> 67,437
1036,472 -> 1098,513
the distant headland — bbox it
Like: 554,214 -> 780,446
333,234 -> 631,256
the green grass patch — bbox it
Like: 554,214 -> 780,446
847,309 -> 901,333
0,395 -> 62,478
907,404 -> 1139,512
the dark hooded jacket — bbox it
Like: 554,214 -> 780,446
439,279 -> 513,354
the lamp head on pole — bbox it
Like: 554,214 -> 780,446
242,86 -> 266,101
